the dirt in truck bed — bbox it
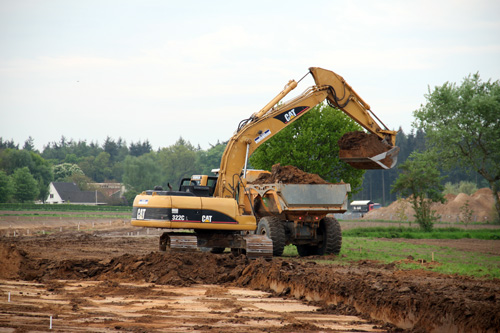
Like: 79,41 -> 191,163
249,163 -> 330,185
1,226 -> 499,332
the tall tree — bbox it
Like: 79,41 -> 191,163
249,103 -> 365,192
157,138 -> 198,187
392,152 -> 445,231
414,73 -> 500,221
0,149 -> 33,173
0,138 -> 18,149
122,153 -> 162,203
23,136 -> 36,152
129,140 -> 152,157
29,152 -> 53,202
0,170 -> 13,203
12,167 -> 39,203
0,149 -> 53,201
103,137 -> 119,162
53,163 -> 85,181
195,141 -> 226,175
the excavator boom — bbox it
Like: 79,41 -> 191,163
214,67 -> 399,201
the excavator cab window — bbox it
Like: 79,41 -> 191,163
206,177 -> 218,196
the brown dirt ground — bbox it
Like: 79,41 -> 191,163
1,218 -> 499,332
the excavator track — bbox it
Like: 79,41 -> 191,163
169,235 -> 198,251
159,232 -> 273,259
160,233 -> 198,252
244,234 -> 273,259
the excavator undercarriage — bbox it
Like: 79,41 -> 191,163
159,231 -> 273,259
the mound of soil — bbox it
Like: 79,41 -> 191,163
249,164 -> 329,185
338,131 -> 391,156
0,244 -> 28,279
364,188 -> 498,222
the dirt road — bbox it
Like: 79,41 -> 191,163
1,220 -> 499,332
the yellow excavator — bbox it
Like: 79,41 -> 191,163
131,67 -> 399,258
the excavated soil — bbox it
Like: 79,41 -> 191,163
1,225 -> 499,332
338,131 -> 391,156
249,164 -> 330,185
364,188 -> 499,223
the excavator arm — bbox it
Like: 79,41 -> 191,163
214,67 -> 399,203
309,67 -> 396,146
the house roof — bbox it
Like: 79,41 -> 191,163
59,190 -> 107,204
51,182 -> 107,204
52,182 -> 80,192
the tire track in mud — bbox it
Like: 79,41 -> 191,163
3,241 -> 499,333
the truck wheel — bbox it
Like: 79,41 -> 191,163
317,217 -> 342,255
210,247 -> 225,254
296,244 -> 314,257
257,216 -> 285,256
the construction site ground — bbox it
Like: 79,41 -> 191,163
1,215 -> 499,332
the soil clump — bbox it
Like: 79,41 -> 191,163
249,164 -> 329,185
338,131 -> 391,156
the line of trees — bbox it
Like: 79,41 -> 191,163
0,123 -> 489,207
0,136 -> 227,204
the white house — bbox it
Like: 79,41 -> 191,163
46,182 -> 107,205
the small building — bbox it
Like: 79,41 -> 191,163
46,182 -> 107,205
350,200 -> 374,214
90,182 -> 126,200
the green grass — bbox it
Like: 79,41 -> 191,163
282,228 -> 500,279
0,213 -> 129,218
0,203 -> 131,212
343,226 -> 500,240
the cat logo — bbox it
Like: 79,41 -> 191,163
202,215 -> 213,223
284,109 -> 297,122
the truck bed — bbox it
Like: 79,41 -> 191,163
246,183 -> 351,213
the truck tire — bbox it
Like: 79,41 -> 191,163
256,216 -> 285,256
317,216 -> 342,255
296,244 -> 315,257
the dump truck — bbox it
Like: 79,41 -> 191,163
131,67 -> 399,258
242,166 -> 350,256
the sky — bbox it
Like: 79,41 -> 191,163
1,0 -> 499,152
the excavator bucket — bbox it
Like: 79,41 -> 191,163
338,131 -> 400,170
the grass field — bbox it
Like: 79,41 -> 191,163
284,227 -> 500,279
343,226 -> 500,240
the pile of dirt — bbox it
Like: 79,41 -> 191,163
249,164 -> 329,185
13,249 -> 249,286
0,243 -> 28,279
364,188 -> 498,222
338,131 -> 391,156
